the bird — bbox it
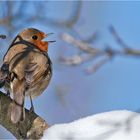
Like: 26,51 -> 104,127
0,28 -> 54,123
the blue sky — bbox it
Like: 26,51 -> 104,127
1,1 -> 140,139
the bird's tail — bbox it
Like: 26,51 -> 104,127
11,78 -> 25,123
0,64 -> 9,88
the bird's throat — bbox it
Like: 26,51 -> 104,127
36,41 -> 48,52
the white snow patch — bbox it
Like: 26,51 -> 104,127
42,110 -> 140,140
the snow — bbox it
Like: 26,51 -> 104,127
41,110 -> 140,140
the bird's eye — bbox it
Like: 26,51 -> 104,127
32,35 -> 38,40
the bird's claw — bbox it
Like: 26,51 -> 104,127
29,106 -> 35,113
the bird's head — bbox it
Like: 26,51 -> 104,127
18,28 -> 55,52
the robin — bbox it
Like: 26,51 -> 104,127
0,28 -> 54,123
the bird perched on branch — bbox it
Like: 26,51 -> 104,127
0,28 -> 55,123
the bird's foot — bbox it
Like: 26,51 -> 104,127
6,90 -> 10,97
29,106 -> 35,113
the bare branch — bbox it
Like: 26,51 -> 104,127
59,54 -> 94,66
0,92 -> 49,139
60,27 -> 140,74
61,33 -> 100,54
38,1 -> 82,28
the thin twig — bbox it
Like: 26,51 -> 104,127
85,56 -> 111,74
61,33 -> 100,54
109,25 -> 130,49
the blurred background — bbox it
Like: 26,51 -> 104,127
1,1 -> 140,139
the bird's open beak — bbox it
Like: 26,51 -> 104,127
42,32 -> 56,43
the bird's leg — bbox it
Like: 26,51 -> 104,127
29,94 -> 34,113
6,90 -> 10,97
